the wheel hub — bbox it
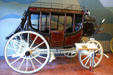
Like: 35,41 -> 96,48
25,51 -> 31,56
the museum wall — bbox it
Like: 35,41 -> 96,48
0,0 -> 113,56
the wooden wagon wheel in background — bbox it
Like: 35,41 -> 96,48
110,38 -> 113,53
4,31 -> 50,73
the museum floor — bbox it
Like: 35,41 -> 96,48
0,53 -> 113,75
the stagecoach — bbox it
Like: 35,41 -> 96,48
4,2 -> 105,73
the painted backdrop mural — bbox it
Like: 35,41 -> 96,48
0,0 -> 37,57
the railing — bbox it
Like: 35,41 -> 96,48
30,2 -> 82,10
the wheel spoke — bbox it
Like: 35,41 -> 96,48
11,57 -> 21,65
7,47 -> 17,50
30,59 -> 35,70
96,53 -> 101,55
32,41 -> 45,49
94,60 -> 96,65
12,40 -> 19,48
26,59 -> 28,71
82,55 -> 89,62
38,55 -> 46,59
96,44 -> 100,47
12,40 -> 18,44
85,57 -> 90,66
19,34 -> 22,41
18,58 -> 25,70
95,50 -> 99,53
27,33 -> 29,46
34,57 -> 42,64
7,47 -> 18,53
95,42 -> 99,45
12,40 -> 20,53
95,57 -> 99,61
30,36 -> 38,49
90,57 -> 91,67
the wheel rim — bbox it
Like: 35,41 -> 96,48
110,38 -> 113,53
64,48 -> 78,58
64,52 -> 77,58
5,31 -> 50,73
79,40 -> 103,69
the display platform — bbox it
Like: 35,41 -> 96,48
0,53 -> 113,75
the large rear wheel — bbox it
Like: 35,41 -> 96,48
4,31 -> 50,73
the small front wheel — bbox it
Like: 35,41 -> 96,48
78,40 -> 103,69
